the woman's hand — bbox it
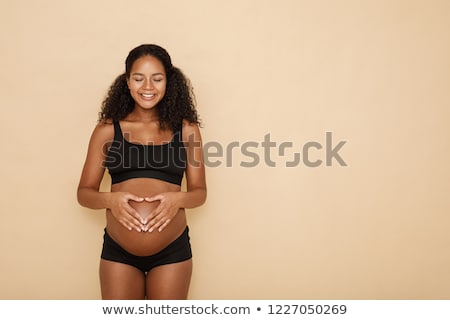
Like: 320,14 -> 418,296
108,192 -> 145,232
143,192 -> 182,233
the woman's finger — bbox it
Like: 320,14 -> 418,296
125,204 -> 145,224
121,204 -> 144,232
127,194 -> 144,202
147,212 -> 166,233
158,219 -> 171,232
145,194 -> 164,203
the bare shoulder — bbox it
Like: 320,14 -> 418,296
90,120 -> 115,145
181,119 -> 202,140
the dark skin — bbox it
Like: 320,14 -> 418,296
77,55 -> 206,299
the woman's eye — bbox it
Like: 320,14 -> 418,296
154,79 -> 163,82
134,78 -> 144,82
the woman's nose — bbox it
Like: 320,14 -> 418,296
143,79 -> 153,90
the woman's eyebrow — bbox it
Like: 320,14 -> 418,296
131,72 -> 165,77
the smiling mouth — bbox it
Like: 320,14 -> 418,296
140,93 -> 155,99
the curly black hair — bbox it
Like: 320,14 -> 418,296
98,44 -> 200,132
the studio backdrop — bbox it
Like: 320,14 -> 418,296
1,0 -> 449,299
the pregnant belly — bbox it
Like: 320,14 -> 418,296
106,204 -> 187,256
106,178 -> 187,256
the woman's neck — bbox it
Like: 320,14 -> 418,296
127,106 -> 159,123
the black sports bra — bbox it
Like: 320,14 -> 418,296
105,121 -> 187,185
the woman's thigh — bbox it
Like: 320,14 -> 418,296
145,259 -> 193,300
99,259 -> 146,300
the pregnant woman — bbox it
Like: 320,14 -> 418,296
77,44 -> 206,300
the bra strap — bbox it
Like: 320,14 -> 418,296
113,121 -> 123,141
178,121 -> 184,144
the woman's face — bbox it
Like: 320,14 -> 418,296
127,55 -> 167,110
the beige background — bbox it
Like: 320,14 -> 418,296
1,0 -> 449,299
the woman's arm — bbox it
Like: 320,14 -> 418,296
179,120 -> 207,207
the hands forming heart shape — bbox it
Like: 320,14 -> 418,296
112,191 -> 181,233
